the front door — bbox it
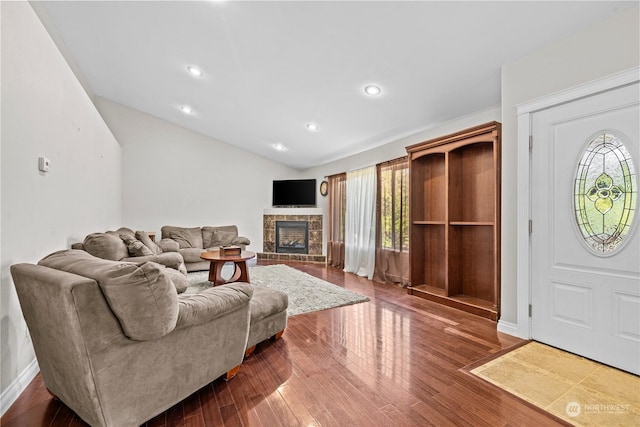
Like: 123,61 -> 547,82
531,81 -> 639,374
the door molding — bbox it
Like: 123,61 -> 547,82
513,67 -> 639,339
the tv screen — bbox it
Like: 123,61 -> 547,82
272,179 -> 316,207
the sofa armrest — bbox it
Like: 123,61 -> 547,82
176,283 -> 253,328
157,238 -> 180,252
123,252 -> 184,270
10,263 -> 124,425
234,236 -> 251,246
122,254 -> 157,264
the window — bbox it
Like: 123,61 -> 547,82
574,132 -> 637,255
327,158 -> 410,284
377,157 -> 409,251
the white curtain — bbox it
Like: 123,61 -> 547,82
344,165 -> 377,279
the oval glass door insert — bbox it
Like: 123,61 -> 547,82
574,132 -> 637,255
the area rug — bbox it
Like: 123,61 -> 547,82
186,264 -> 370,316
469,341 -> 640,426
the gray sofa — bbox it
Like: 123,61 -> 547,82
160,225 -> 251,272
72,227 -> 189,292
11,249 -> 254,427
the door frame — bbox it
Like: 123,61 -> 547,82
513,66 -> 639,339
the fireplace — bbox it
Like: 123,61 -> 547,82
275,221 -> 309,254
261,212 -> 325,263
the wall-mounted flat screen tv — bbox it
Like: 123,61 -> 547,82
272,179 -> 316,207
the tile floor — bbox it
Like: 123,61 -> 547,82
471,342 -> 640,426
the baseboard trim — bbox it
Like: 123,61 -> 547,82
1,358 -> 39,417
497,319 -> 525,339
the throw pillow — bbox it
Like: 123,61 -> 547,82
214,230 -> 237,246
120,235 -> 154,257
117,227 -> 136,240
169,230 -> 200,249
204,229 -> 236,247
83,232 -> 129,261
136,231 -> 162,255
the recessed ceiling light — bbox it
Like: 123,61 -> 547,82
364,84 -> 382,96
179,105 -> 194,114
186,66 -> 203,77
273,143 -> 287,151
306,123 -> 319,132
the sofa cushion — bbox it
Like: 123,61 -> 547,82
204,234 -> 251,250
180,248 -> 207,263
153,252 -> 186,271
157,238 -> 180,252
203,226 -> 250,248
250,287 -> 288,323
122,254 -> 186,293
176,283 -> 253,329
117,227 -> 136,240
169,228 -> 203,249
136,231 -> 162,255
83,232 -> 129,261
209,230 -> 236,247
120,235 -> 154,257
202,226 -> 236,248
39,250 -> 178,341
163,267 -> 188,293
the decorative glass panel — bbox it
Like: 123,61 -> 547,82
574,132 -> 637,255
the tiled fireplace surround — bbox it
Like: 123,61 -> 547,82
259,210 -> 326,263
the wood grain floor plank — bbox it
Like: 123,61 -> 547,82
183,414 -> 206,427
198,384 -> 225,427
182,389 -> 204,420
275,378 -> 322,427
212,382 -> 243,427
165,400 -> 185,427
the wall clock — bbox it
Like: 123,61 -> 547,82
320,180 -> 328,196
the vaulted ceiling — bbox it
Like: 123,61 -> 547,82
35,1 -> 634,169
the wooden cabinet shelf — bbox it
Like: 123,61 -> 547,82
413,220 -> 447,225
449,221 -> 494,226
406,122 -> 501,321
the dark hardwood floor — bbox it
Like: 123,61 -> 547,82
2,261 -> 568,427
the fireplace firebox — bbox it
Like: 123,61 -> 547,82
275,221 -> 309,254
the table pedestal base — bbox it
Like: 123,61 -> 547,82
208,259 -> 250,286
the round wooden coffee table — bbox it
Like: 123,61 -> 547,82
200,250 -> 256,286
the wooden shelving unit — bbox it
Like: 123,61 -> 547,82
406,122 -> 501,320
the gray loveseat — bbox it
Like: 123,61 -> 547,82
11,249 -> 253,427
160,225 -> 251,272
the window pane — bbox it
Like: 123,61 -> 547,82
574,132 -> 637,255
379,158 -> 409,251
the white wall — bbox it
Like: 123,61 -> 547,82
94,97 -> 300,251
0,2 -> 122,413
500,5 -> 639,331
